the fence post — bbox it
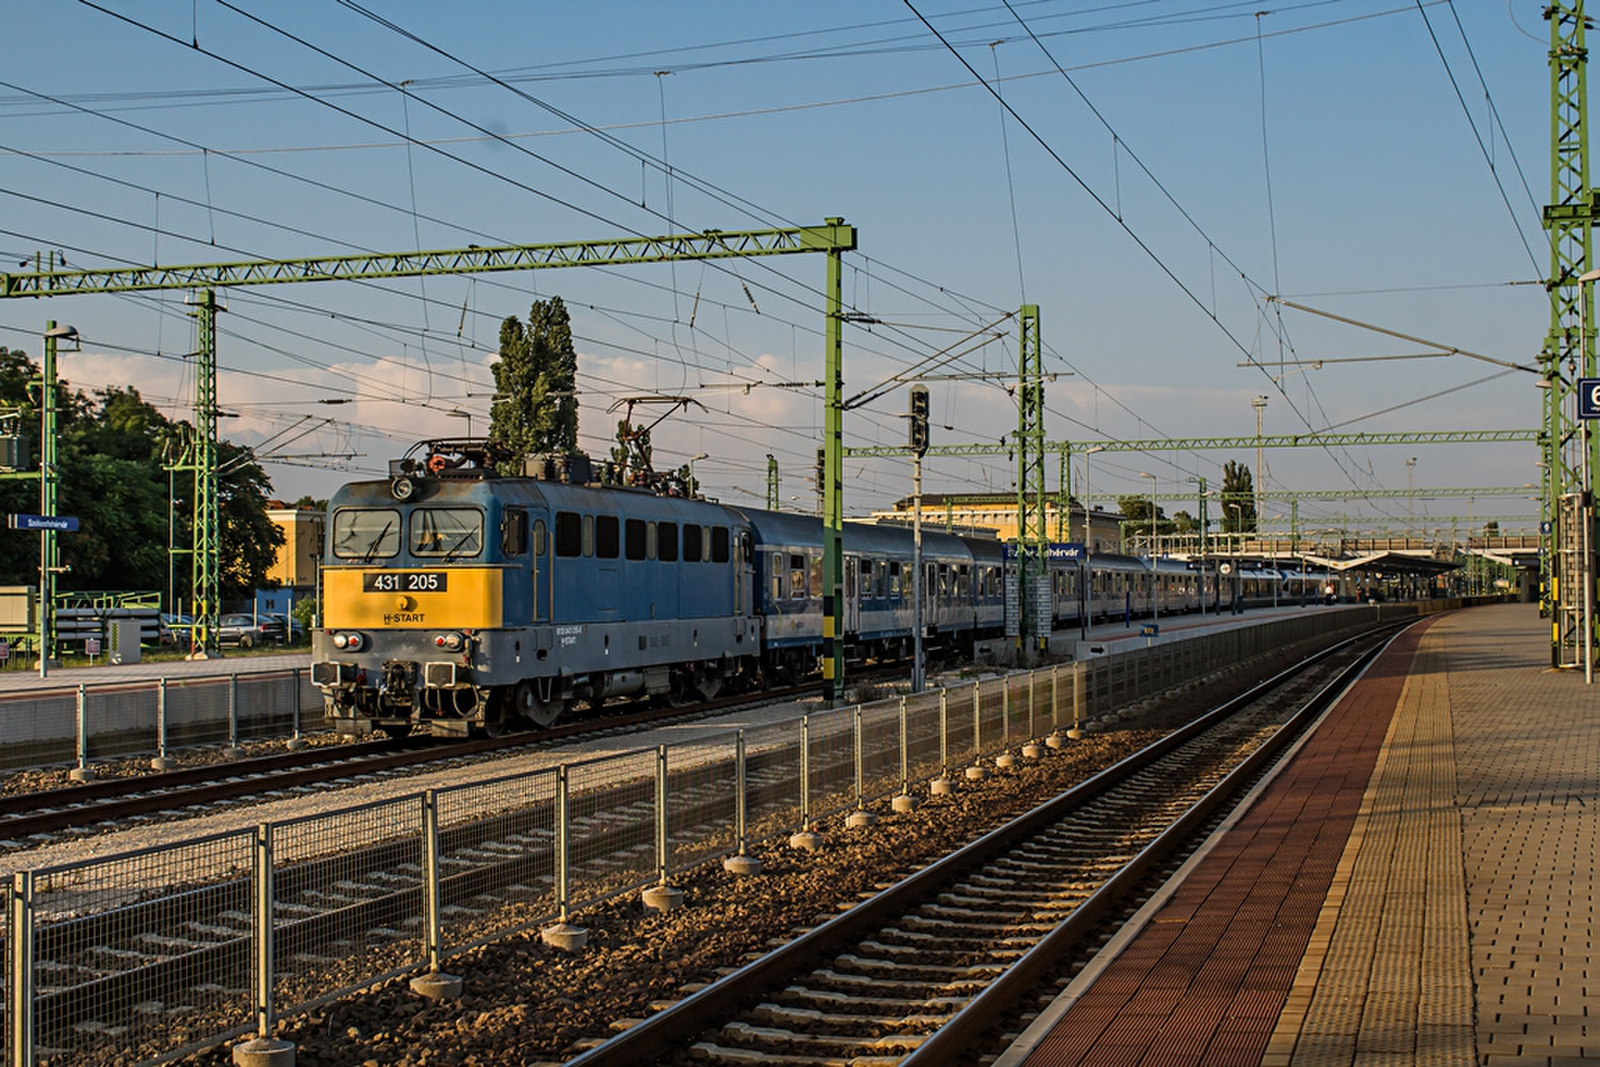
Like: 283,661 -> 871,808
152,678 -> 172,771
930,688 -> 953,795
967,681 -> 988,780
253,824 -> 276,1039
655,744 -> 671,884
225,673 -> 242,759
286,669 -> 307,751
1028,672 -> 1037,738
898,696 -> 910,796
724,730 -> 762,874
70,682 -> 92,782
538,764 -> 588,949
10,871 -> 33,1067
845,706 -> 877,827
407,793 -> 464,997
789,716 -> 823,848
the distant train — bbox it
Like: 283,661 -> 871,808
311,442 -> 1329,736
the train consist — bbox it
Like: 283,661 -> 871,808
311,442 -> 1327,736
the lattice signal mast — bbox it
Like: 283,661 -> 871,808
1543,3 -> 1599,668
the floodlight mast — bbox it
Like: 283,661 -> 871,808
3,221 -> 858,671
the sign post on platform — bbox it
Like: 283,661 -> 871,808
1577,375 -> 1600,683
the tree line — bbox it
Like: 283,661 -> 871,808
0,346 -> 283,602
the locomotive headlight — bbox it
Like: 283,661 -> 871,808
333,631 -> 365,651
434,632 -> 465,651
390,475 -> 416,501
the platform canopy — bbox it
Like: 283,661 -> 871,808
1299,551 -> 1460,576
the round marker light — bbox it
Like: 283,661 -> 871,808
333,632 -> 364,652
333,633 -> 349,649
436,632 -> 464,651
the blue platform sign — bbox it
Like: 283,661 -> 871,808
1581,378 -> 1600,420
7,513 -> 79,532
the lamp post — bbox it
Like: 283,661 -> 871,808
38,323 -> 76,679
1081,445 -> 1105,550
1188,476 -> 1208,616
1405,456 -> 1418,542
1225,502 -> 1244,614
1577,268 -> 1600,681
1139,472 -> 1158,622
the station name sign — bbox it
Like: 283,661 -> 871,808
1001,542 -> 1086,561
7,513 -> 79,532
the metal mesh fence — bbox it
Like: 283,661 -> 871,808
903,691 -> 944,785
84,685 -> 158,761
28,829 -> 255,1067
742,720 -> 802,843
566,751 -> 657,910
0,690 -> 77,771
237,672 -> 302,741
2,878 -> 10,1067
666,736 -> 739,874
162,677 -> 223,748
945,684 -> 976,769
805,707 -> 857,821
272,795 -> 425,1015
1003,674 -> 1029,747
436,767 -> 558,958
976,676 -> 1007,758
858,701 -> 901,804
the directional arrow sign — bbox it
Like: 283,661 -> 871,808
7,513 -> 79,532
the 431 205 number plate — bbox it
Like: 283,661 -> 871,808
363,572 -> 449,593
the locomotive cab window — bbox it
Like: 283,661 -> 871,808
684,524 -> 703,563
711,526 -> 730,563
501,507 -> 528,558
409,508 -> 482,558
331,507 -> 400,560
532,519 -> 547,557
658,522 -> 678,562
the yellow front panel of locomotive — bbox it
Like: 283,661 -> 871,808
323,567 -> 504,629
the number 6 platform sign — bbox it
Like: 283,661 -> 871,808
1580,378 -> 1600,421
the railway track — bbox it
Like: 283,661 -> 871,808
566,623 -> 1403,1067
0,682 -> 820,841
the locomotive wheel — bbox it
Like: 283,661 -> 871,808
513,680 -> 563,729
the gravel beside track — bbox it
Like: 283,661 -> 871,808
164,637 -> 1329,1067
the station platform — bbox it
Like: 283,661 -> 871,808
999,601 -> 1597,1067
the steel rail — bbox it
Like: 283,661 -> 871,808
566,622 -> 1404,1067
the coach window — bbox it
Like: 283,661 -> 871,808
533,519 -> 547,558
501,508 -> 528,558
860,559 -> 873,600
809,554 -> 822,597
554,512 -> 581,557
846,561 -> 857,600
889,561 -> 902,598
711,526 -> 730,564
790,554 -> 806,598
658,521 -> 678,563
331,508 -> 400,560
625,518 -> 647,561
875,560 -> 888,599
684,524 -> 704,563
410,507 -> 483,558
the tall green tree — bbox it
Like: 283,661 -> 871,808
489,296 -> 581,474
0,350 -> 283,600
1117,496 -> 1166,539
1219,460 -> 1256,534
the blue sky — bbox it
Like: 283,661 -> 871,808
0,1 -> 1552,534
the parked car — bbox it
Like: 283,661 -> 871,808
264,612 -> 305,644
159,613 -> 194,647
218,613 -> 286,649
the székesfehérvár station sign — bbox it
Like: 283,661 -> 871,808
7,513 -> 79,532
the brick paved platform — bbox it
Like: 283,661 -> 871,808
998,602 -> 1598,1067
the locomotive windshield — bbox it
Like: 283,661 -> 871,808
331,508 -> 400,560
410,507 -> 483,558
